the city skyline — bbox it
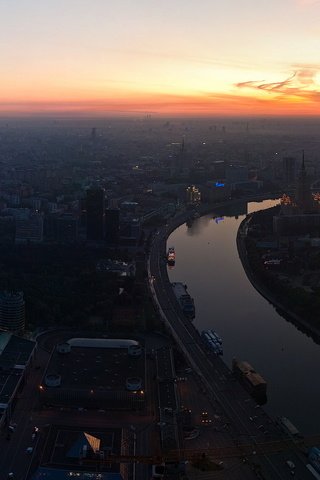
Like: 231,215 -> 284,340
1,0 -> 320,116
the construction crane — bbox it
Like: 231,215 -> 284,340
81,434 -> 319,466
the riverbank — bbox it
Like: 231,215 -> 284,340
236,214 -> 320,342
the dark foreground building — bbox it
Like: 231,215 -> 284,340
86,187 -> 105,241
30,424 -> 132,480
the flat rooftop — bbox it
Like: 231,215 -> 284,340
45,344 -> 145,392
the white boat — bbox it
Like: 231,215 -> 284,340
201,330 -> 223,355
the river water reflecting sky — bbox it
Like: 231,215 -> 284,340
168,199 -> 320,434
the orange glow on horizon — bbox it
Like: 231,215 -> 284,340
1,89 -> 320,117
2,0 -> 320,118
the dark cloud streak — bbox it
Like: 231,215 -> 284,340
235,68 -> 320,101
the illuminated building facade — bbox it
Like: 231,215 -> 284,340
186,185 -> 201,204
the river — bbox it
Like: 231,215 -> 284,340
168,199 -> 320,435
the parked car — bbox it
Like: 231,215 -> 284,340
151,463 -> 166,478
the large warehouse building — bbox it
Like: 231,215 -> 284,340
39,338 -> 146,410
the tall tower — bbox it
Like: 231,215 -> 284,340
91,127 -> 97,140
295,152 -> 312,213
0,291 -> 25,332
86,187 -> 105,241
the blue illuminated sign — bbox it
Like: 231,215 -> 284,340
215,182 -> 225,187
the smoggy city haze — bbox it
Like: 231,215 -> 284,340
1,0 -> 320,116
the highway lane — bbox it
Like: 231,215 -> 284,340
148,218 -> 315,480
0,347 -> 50,480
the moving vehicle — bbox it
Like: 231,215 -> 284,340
280,417 -> 300,437
285,460 -> 295,470
201,411 -> 212,425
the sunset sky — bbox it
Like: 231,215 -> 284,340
1,0 -> 320,116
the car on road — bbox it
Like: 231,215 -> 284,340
201,411 -> 212,425
286,460 -> 295,470
26,447 -> 33,454
184,428 -> 200,440
8,422 -> 17,432
152,463 -> 165,478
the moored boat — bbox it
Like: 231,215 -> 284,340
167,246 -> 175,266
201,329 -> 223,355
172,282 -> 195,319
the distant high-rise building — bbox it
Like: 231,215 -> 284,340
283,156 -> 296,185
86,188 -> 105,241
0,291 -> 25,332
226,164 -> 248,184
212,160 -> 226,179
15,212 -> 43,243
57,214 -> 78,243
295,154 -> 312,213
108,198 -> 119,209
105,209 -> 120,246
91,127 -> 97,140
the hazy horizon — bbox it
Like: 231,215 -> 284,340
2,0 -> 320,116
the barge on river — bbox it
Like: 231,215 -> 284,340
172,282 -> 195,319
232,358 -> 267,405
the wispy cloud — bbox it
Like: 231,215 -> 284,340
235,67 -> 320,101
